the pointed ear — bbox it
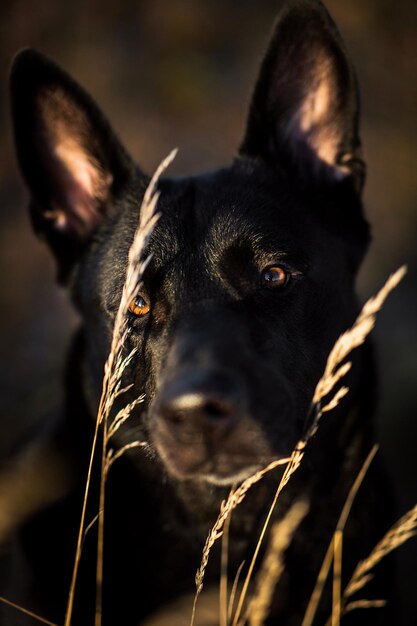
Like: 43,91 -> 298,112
239,0 -> 365,192
10,49 -> 138,280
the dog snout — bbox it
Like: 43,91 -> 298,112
156,372 -> 245,432
151,371 -> 278,481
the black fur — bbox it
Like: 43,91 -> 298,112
4,1 -> 395,624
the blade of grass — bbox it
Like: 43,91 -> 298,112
344,599 -> 386,613
228,561 -> 246,622
301,444 -> 378,626
231,443 -> 305,626
95,408 -> 107,626
65,149 -> 177,626
247,499 -> 309,626
0,596 -> 58,626
344,503 -> 417,600
190,457 -> 290,626
332,530 -> 343,626
220,510 -> 232,626
94,149 -> 177,626
311,267 -> 407,429
105,441 -> 148,475
64,391 -> 103,626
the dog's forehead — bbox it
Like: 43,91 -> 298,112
151,164 -> 316,264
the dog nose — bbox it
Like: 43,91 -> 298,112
157,373 -> 244,430
162,391 -> 238,424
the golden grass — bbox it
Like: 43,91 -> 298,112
310,265 -> 407,433
220,510 -> 232,626
247,500 -> 309,626
231,443 -> 306,626
228,561 -> 246,622
343,599 -> 387,613
344,504 -> 417,604
64,149 -> 177,626
0,596 -> 58,626
331,530 -> 343,626
96,149 -> 178,626
307,469 -> 417,626
301,444 -> 379,626
191,457 -> 291,626
190,265 -> 407,626
319,502 -> 417,626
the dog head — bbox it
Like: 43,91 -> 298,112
11,0 -> 370,485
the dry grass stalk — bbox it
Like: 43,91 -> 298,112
0,595 -> 58,626
332,530 -> 343,626
301,444 -> 379,626
298,268 -> 407,626
193,266 -> 405,626
95,149 -> 177,626
344,504 -> 417,601
105,441 -> 149,475
228,561 -> 246,622
321,387 -> 349,414
195,458 -> 291,595
310,265 -> 407,433
190,457 -> 290,626
106,394 -> 145,440
231,443 -> 306,626
220,511 -> 232,626
64,149 -> 177,626
247,499 -> 309,626
344,599 -> 386,613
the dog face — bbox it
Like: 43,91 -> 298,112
11,0 -> 369,485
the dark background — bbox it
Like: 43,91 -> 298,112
0,0 -> 416,623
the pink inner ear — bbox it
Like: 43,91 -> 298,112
39,89 -> 113,237
52,135 -> 112,235
288,57 -> 351,179
56,138 -> 101,203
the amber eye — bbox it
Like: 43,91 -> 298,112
128,295 -> 150,316
261,266 -> 289,289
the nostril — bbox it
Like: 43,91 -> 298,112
204,399 -> 235,420
164,408 -> 188,425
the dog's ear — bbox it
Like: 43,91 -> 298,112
240,0 -> 365,191
10,49 -> 138,280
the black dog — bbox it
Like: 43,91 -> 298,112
4,0 -> 395,624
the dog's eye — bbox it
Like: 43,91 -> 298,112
128,295 -> 150,316
261,265 -> 289,289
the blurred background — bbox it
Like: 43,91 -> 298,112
0,0 -> 416,623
